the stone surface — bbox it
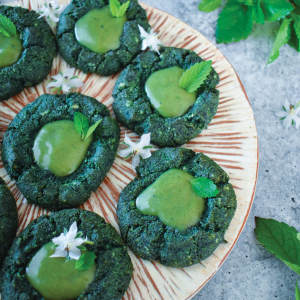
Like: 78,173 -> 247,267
0,0 -> 299,299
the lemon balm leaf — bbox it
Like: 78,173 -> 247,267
190,177 -> 219,198
255,217 -> 300,275
75,252 -> 97,271
282,260 -> 300,276
198,0 -> 222,12
0,15 -> 17,37
252,0 -> 264,24
216,1 -> 253,43
117,1 -> 130,17
179,61 -> 212,93
261,0 -> 293,22
84,119 -> 102,140
0,25 -> 10,37
110,0 -> 129,18
74,112 -> 89,139
109,0 -> 121,17
267,17 -> 292,65
288,13 -> 300,52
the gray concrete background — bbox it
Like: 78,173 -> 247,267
0,0 -> 299,299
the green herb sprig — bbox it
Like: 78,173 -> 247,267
255,217 -> 300,300
179,60 -> 212,93
255,217 -> 300,275
198,0 -> 300,65
75,252 -> 97,271
74,112 -> 102,140
190,177 -> 219,198
0,15 -> 17,37
109,0 -> 130,18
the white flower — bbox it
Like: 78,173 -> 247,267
276,99 -> 300,130
38,0 -> 66,24
138,25 -> 163,54
50,221 -> 91,260
47,68 -> 84,93
118,133 -> 152,169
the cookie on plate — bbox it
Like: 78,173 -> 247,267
0,5 -> 57,101
112,47 -> 220,147
1,93 -> 120,211
0,178 -> 18,267
117,147 -> 236,268
0,208 -> 133,300
57,0 -> 150,76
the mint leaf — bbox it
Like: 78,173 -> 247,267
74,112 -> 102,140
296,280 -> 300,300
252,0 -> 264,24
84,119 -> 102,140
109,0 -> 129,18
267,17 -> 292,65
117,1 -> 130,17
216,1 -> 253,43
0,15 -> 17,37
282,260 -> 300,276
110,0 -> 120,17
261,0 -> 293,22
198,0 -> 222,12
289,13 -> 300,52
190,177 -> 219,198
74,112 -> 89,139
75,252 -> 96,271
255,217 -> 300,275
179,61 -> 212,93
295,0 -> 300,7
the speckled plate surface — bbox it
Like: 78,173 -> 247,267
0,1 -> 258,299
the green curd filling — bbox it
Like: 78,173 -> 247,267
136,168 -> 205,231
26,242 -> 96,300
74,6 -> 127,54
33,120 -> 93,177
145,66 -> 197,118
0,33 -> 22,68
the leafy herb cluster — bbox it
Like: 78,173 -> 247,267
0,15 -> 17,37
74,112 -> 102,140
109,0 -> 130,18
255,217 -> 300,299
198,0 -> 300,64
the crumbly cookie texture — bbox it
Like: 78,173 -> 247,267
0,178 -> 18,267
57,0 -> 150,76
117,147 -> 236,268
1,93 -> 120,211
0,5 -> 57,101
0,209 -> 133,300
112,47 -> 220,147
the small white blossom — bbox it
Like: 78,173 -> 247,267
50,221 -> 92,260
138,25 -> 163,54
38,0 -> 66,25
118,133 -> 152,169
47,68 -> 84,93
276,99 -> 300,130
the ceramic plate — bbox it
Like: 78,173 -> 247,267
0,1 -> 259,299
